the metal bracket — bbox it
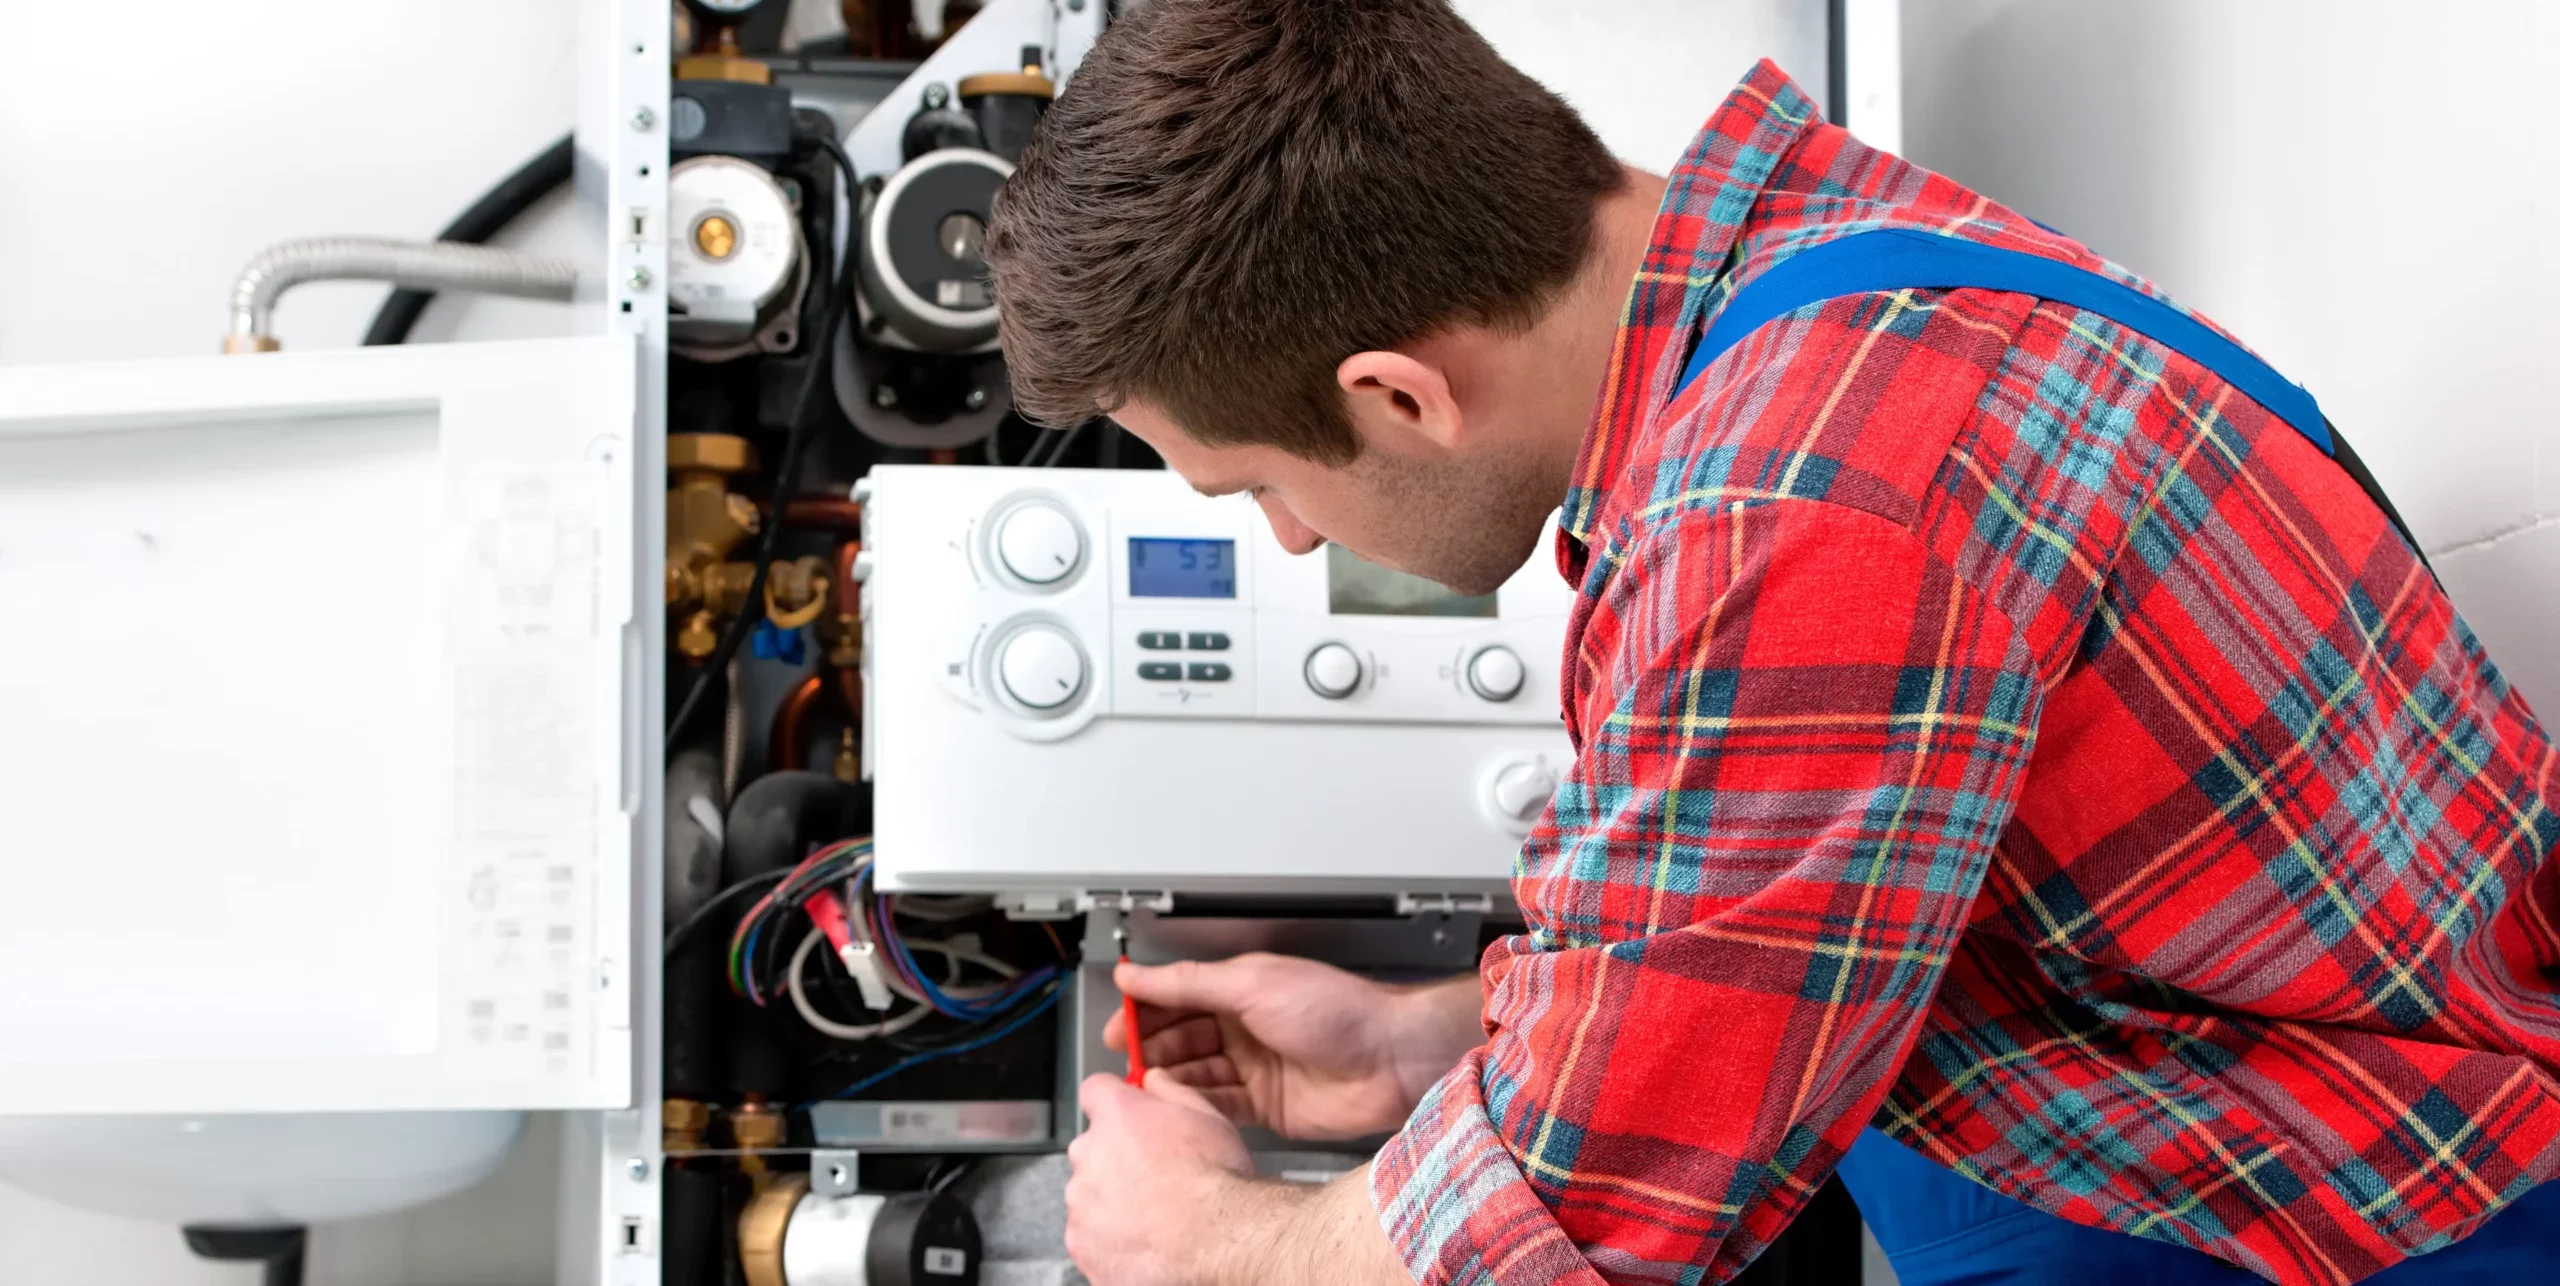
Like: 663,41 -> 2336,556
995,889 -> 1172,918
810,1149 -> 862,1197
1080,889 -> 1173,915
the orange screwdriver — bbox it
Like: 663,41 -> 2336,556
1115,923 -> 1146,1086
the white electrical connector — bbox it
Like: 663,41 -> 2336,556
836,940 -> 895,1012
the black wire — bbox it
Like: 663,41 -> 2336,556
667,135 -> 866,743
663,869 -> 790,959
364,136 -> 575,346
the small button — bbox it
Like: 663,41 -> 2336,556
1185,632 -> 1231,651
1137,661 -> 1183,681
1137,631 -> 1183,650
1185,662 -> 1233,682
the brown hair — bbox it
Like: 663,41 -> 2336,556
985,0 -> 1624,463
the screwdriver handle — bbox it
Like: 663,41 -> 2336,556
1119,954 -> 1146,1085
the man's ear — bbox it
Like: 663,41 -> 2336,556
1337,349 -> 1462,453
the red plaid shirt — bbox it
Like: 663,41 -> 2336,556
1372,62 -> 2560,1285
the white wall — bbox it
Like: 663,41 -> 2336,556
1902,0 -> 2560,710
0,3 -> 585,1282
1456,0 -> 1831,173
0,0 -> 588,364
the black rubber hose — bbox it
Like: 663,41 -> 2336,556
720,771 -> 869,1098
722,770 -> 870,884
361,135 -> 575,346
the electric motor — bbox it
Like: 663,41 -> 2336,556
668,154 -> 805,357
857,148 -> 1009,353
741,1176 -> 982,1286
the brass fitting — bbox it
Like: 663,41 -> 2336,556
675,610 -> 723,662
832,729 -> 861,783
728,1098 -> 787,1189
764,556 -> 831,629
668,433 -> 761,660
676,52 -> 771,84
663,1098 -> 713,1154
737,1173 -> 807,1286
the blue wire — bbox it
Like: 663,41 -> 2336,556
857,865 -> 1059,1020
802,985 -> 1063,1108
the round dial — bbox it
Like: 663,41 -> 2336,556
992,502 -> 1084,586
1303,643 -> 1364,700
1487,759 -> 1561,827
1466,646 -> 1526,702
996,625 -> 1085,711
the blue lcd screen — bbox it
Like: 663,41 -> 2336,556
1128,537 -> 1237,598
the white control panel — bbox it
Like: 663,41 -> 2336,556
857,466 -> 1575,896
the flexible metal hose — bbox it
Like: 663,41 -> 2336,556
225,237 -> 579,351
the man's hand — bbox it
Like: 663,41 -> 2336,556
1066,1072 -> 1413,1286
1107,953 -> 1482,1140
1066,1072 -> 1257,1286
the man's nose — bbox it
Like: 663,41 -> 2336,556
1257,493 -> 1325,555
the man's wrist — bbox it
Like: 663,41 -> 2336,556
1386,974 -> 1486,1107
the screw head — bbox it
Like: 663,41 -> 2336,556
871,383 -> 899,409
963,387 -> 988,410
625,266 -> 653,291
921,83 -> 950,110
630,106 -> 656,131
1068,0 -> 1087,10
626,1158 -> 650,1182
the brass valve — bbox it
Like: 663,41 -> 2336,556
667,433 -> 761,661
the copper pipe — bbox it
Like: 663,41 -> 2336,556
769,675 -> 825,772
832,540 -> 862,605
782,497 -> 865,529
832,540 -> 865,724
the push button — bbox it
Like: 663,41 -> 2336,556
1137,661 -> 1183,681
1137,632 -> 1183,650
1185,662 -> 1233,682
1185,632 -> 1231,651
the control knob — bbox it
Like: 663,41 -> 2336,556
1303,643 -> 1363,700
995,624 -> 1085,711
1483,757 -> 1561,832
993,501 -> 1083,586
1466,645 -> 1526,702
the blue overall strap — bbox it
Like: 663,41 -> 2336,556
1678,228 -> 2334,456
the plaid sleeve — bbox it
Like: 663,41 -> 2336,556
1372,499 -> 2047,1285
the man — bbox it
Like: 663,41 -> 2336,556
984,1 -> 2560,1282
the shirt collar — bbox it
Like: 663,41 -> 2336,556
1557,60 -> 1826,546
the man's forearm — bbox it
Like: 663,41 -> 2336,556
1387,975 -> 1487,1108
1199,1164 -> 1412,1286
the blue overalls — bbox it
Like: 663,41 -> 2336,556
1676,230 -> 2560,1283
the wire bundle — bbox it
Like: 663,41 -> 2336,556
718,836 -> 1069,1101
851,867 -> 1061,1021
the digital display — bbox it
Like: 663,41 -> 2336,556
1326,545 -> 1498,618
1128,537 -> 1237,598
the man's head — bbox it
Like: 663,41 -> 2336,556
986,0 -> 1633,593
